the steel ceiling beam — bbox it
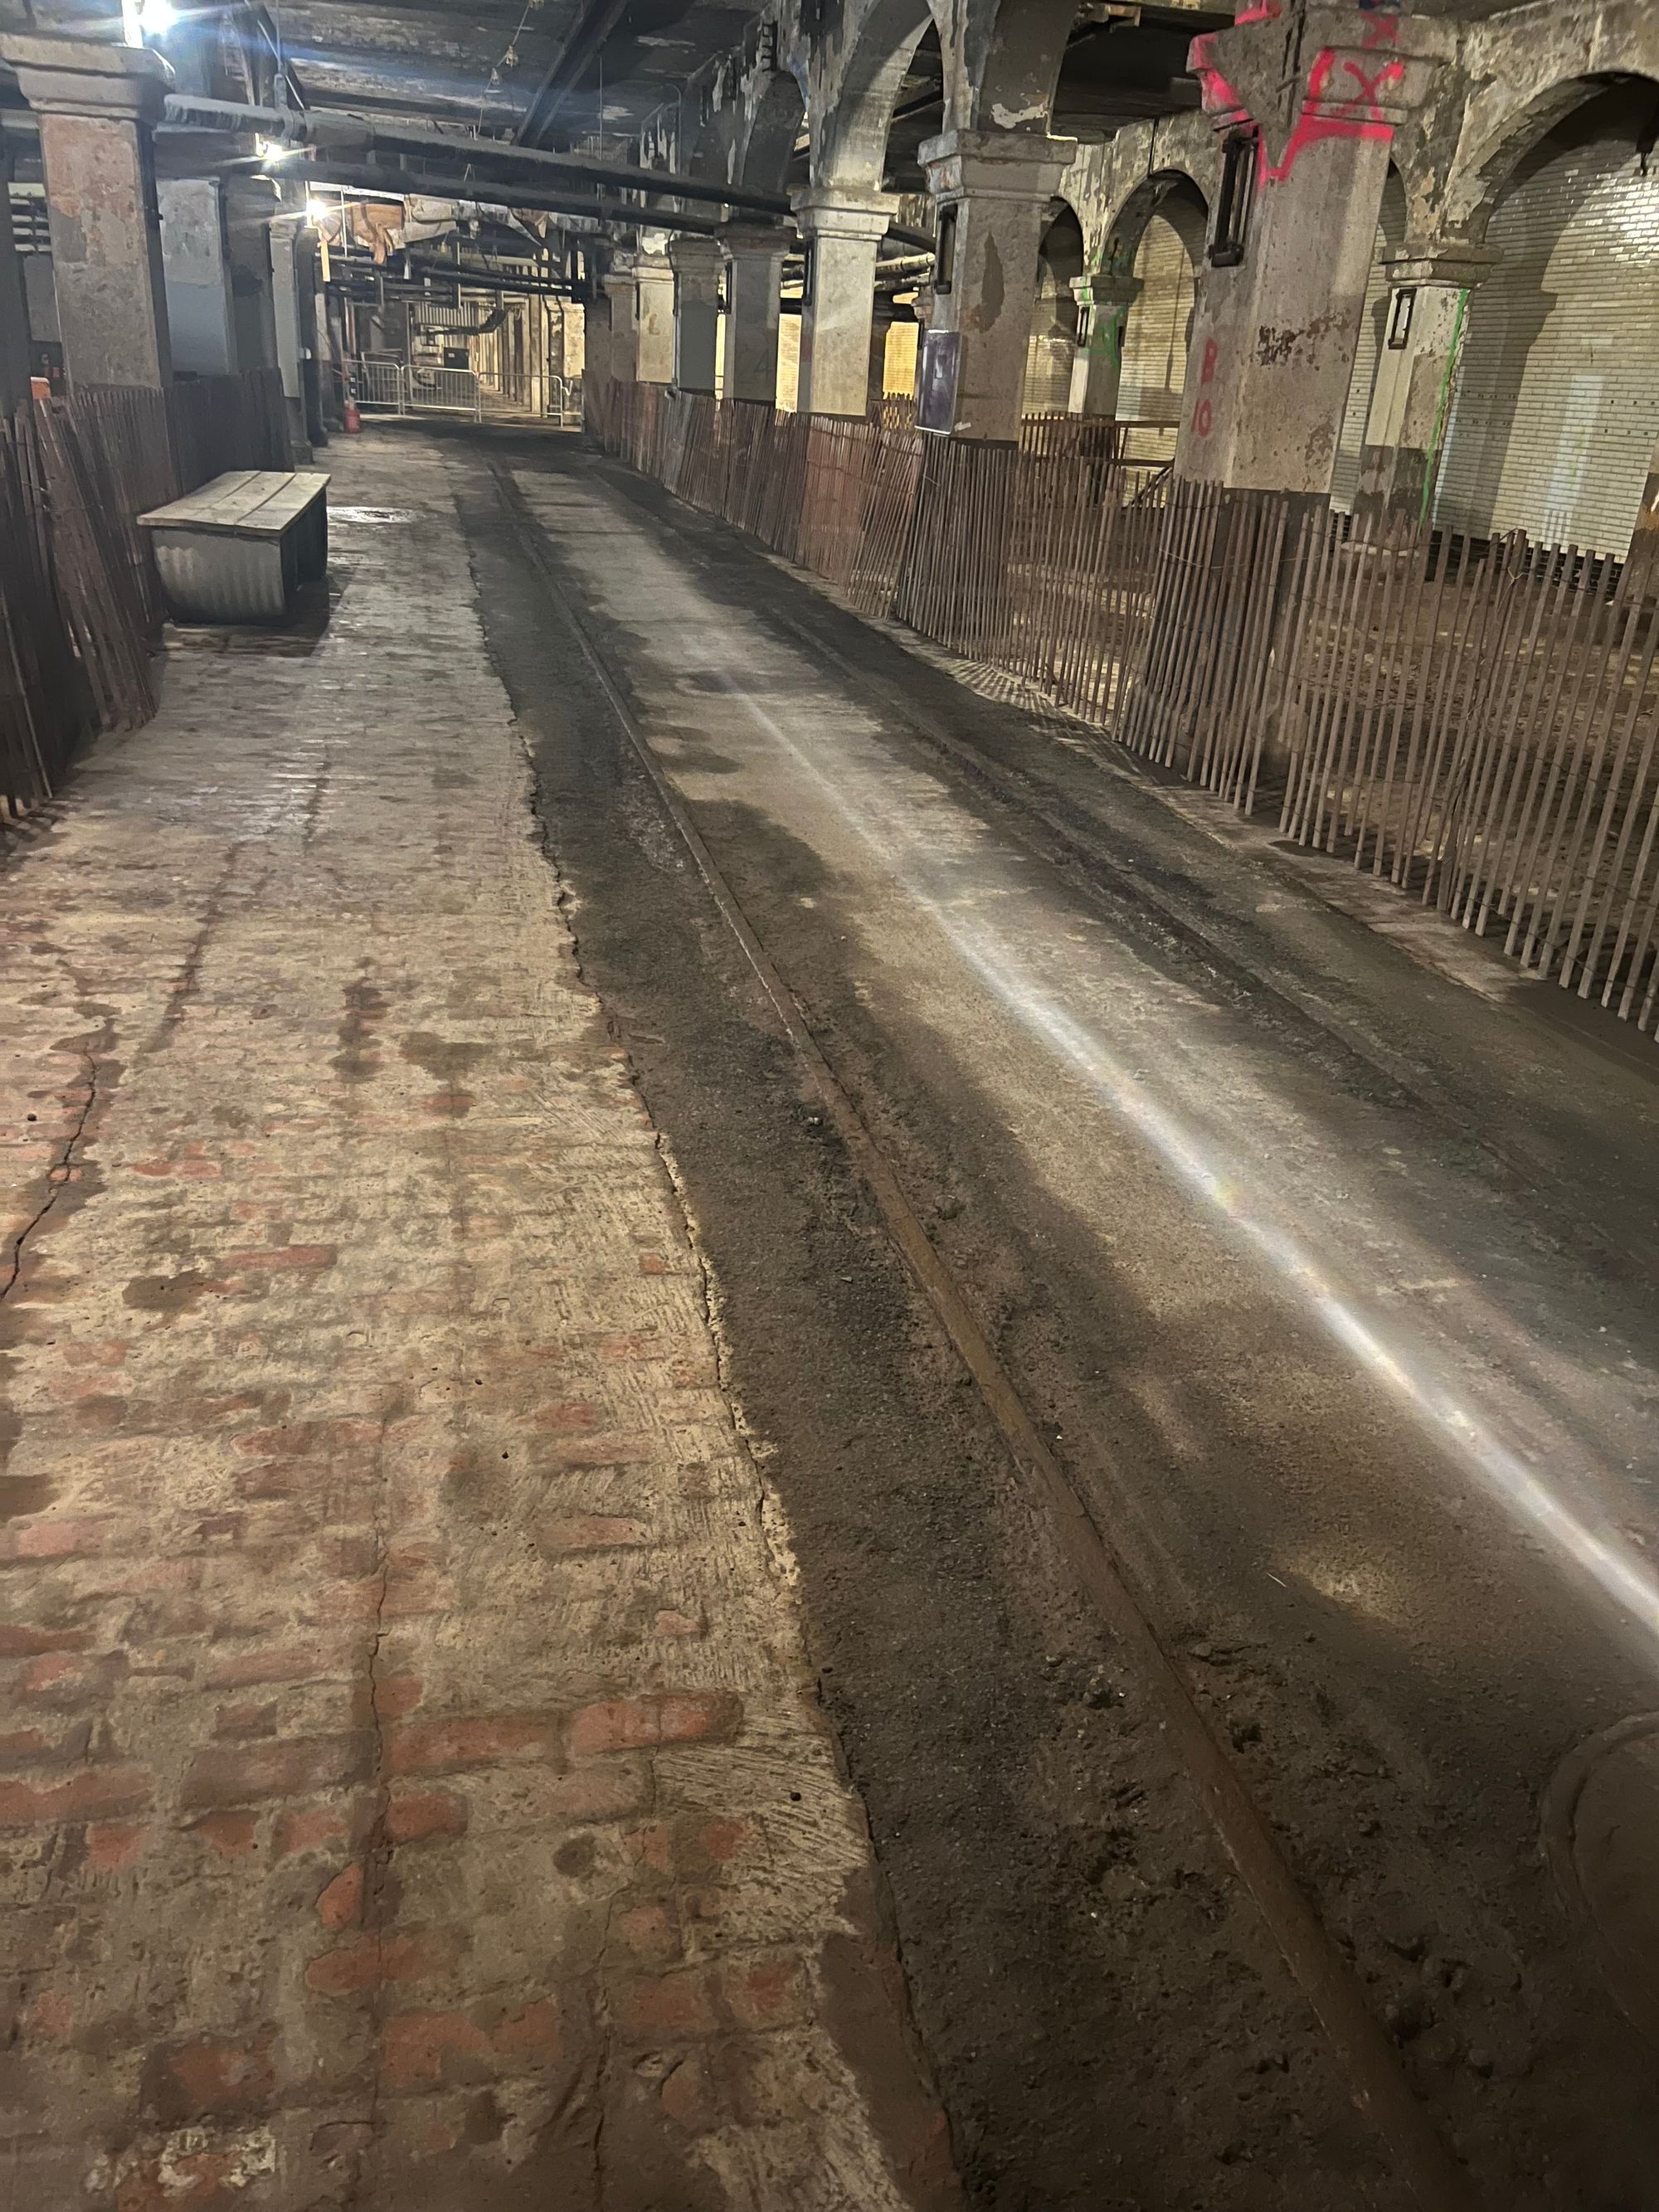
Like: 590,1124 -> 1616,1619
514,0 -> 632,149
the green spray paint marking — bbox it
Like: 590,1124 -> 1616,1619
1419,285 -> 1467,528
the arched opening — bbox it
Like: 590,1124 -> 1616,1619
1436,78 -> 1659,553
851,17 -> 942,404
1024,201 -> 1083,416
1330,164 -> 1408,515
1113,179 -> 1205,459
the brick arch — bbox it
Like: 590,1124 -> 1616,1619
737,67 -> 807,193
1445,66 -> 1659,246
810,0 -> 943,189
958,0 -> 1077,137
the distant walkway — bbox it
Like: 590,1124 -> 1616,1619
0,438 -> 952,2212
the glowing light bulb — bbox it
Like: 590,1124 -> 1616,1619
137,0 -> 177,32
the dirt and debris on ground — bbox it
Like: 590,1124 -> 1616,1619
7,422 -> 1659,2212
0,437 -> 952,2212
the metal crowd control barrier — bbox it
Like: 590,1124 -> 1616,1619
406,367 -> 483,420
348,358 -> 407,415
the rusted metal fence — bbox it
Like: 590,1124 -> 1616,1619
586,376 -> 1659,1042
1278,514 -> 1659,1031
0,369 -> 290,820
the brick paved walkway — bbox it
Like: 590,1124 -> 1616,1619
0,435 -> 954,2212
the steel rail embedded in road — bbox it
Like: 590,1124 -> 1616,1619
483,453 -> 1480,2212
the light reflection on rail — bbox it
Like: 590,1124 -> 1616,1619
692,645 -> 1659,1658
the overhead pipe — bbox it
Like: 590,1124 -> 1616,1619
158,95 -> 936,251
158,94 -> 791,215
311,156 -> 750,241
333,265 -> 577,303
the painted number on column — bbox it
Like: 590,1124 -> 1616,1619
1194,337 -> 1218,439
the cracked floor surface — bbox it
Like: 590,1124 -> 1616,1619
0,438 -> 955,2211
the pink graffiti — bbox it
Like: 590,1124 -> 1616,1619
1262,46 -> 1403,181
1190,16 -> 1404,189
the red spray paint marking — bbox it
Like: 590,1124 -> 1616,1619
1194,337 -> 1219,436
1260,46 -> 1404,182
1190,12 -> 1404,187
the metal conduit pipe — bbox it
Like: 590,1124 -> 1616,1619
335,268 -> 578,302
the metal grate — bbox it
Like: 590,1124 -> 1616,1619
10,189 -> 51,256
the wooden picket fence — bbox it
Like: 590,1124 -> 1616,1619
585,376 -> 1659,1042
0,369 -> 290,819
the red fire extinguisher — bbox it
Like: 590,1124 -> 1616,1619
343,397 -> 362,434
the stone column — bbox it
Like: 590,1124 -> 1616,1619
601,262 -> 640,384
669,234 -> 721,394
223,174 -> 280,377
722,226 -> 786,405
791,187 -> 895,420
585,289 -> 613,394
1068,270 -> 1138,418
159,177 -> 236,376
916,130 -> 1076,443
1,35 -> 173,390
635,252 -> 675,385
0,151 -> 32,414
1356,250 -> 1493,522
1175,6 -> 1440,495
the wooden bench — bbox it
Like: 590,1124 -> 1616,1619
137,469 -> 331,624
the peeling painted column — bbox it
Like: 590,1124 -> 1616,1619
0,35 -> 173,391
159,177 -> 235,376
635,252 -> 675,385
1175,6 -> 1442,496
1357,250 -> 1493,522
601,261 -> 640,385
0,150 -> 32,413
917,131 -> 1076,444
722,226 -> 786,405
223,175 -> 280,377
669,234 -> 721,395
1068,270 -> 1138,419
268,205 -> 311,458
791,187 -> 895,420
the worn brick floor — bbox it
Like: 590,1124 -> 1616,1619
0,435 -> 954,2212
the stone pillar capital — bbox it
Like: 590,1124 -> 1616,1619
668,233 -> 723,280
1073,270 -> 1140,314
1188,7 -> 1445,154
918,129 -> 1078,208
1384,245 -> 1501,290
0,34 -> 173,124
791,186 -> 897,246
720,223 -> 792,263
